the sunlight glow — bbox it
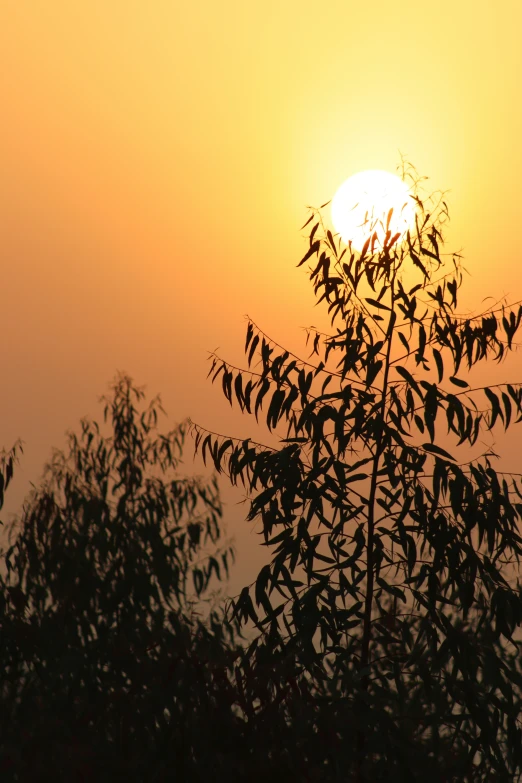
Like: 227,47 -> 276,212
331,170 -> 416,252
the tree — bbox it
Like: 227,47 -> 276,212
192,163 -> 522,781
0,374 -> 245,782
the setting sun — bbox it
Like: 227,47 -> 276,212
331,169 -> 416,252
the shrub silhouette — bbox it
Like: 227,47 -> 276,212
0,374 -> 247,782
192,163 -> 522,781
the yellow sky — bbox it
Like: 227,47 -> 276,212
1,1 -> 521,594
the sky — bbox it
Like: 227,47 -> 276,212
1,0 -> 522,596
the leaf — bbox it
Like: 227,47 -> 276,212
234,373 -> 244,410
255,564 -> 272,608
310,252 -> 326,282
298,370 -> 313,398
297,240 -> 320,267
377,284 -> 388,302
395,365 -> 421,396
410,251 -> 428,277
360,236 -> 371,257
414,414 -> 425,433
344,472 -> 368,484
502,391 -> 512,429
421,443 -> 455,461
432,348 -> 444,382
423,383 -> 439,442
449,376 -> 469,388
222,370 -> 233,404
484,387 -> 502,430
366,359 -> 383,387
300,213 -> 314,230
217,438 -> 233,467
420,246 -> 438,260
407,536 -> 416,576
397,331 -> 410,353
309,222 -> 319,245
245,321 -> 254,353
248,334 -> 259,366
365,298 -> 391,311
416,324 -> 427,362
375,576 -> 406,601
254,378 -> 270,420
193,568 -> 204,596
267,388 -> 285,430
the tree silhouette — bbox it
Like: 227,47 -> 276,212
0,374 -> 244,782
192,164 -> 522,781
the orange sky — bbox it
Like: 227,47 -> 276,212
1,1 -> 522,595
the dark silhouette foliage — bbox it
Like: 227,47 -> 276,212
0,375 -> 248,781
3,165 -> 522,782
192,164 -> 522,781
0,445 -> 21,516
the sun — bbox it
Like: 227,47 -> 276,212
331,169 -> 416,252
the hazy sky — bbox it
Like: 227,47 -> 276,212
1,1 -> 521,594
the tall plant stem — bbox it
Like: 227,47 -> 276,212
356,282 -> 396,778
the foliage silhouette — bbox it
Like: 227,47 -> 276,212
0,374 -> 250,782
0,444 -> 22,517
192,163 -> 522,781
